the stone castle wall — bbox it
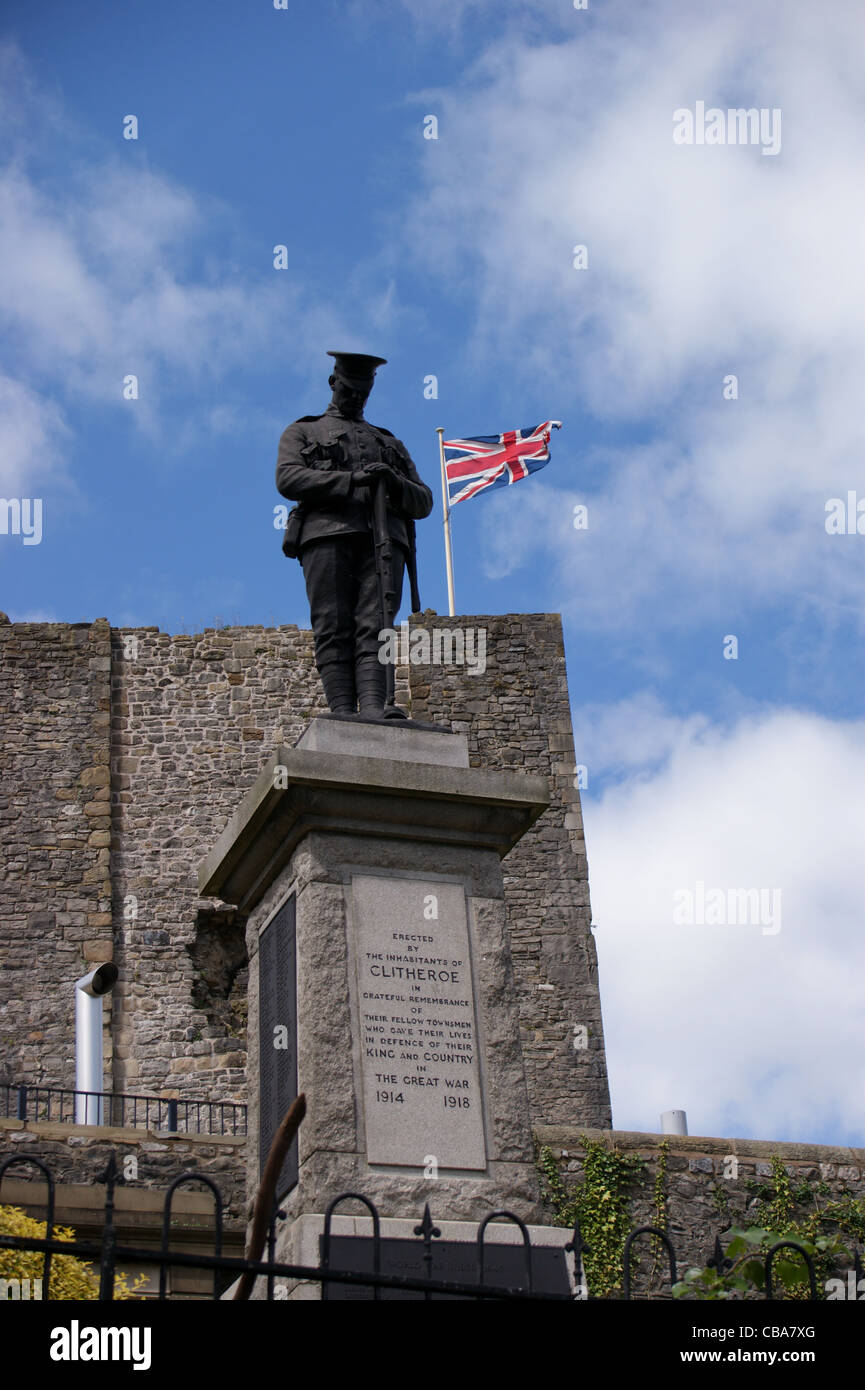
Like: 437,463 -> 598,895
0,1118 -> 247,1226
537,1127 -> 865,1292
0,618 -> 114,1088
0,610 -> 611,1132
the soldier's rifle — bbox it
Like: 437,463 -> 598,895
371,470 -> 398,712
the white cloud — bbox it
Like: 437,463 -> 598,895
572,691 -> 715,779
0,43 -> 371,493
583,701 -> 865,1144
474,441 -> 865,643
0,372 -> 70,496
0,156 -> 290,401
3,608 -> 61,622
408,0 -> 865,626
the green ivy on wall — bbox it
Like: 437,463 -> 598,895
538,1143 -> 865,1301
676,1156 -> 865,1300
537,1138 -> 646,1298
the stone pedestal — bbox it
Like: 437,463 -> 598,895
198,718 -> 554,1290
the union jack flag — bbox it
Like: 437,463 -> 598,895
442,421 -> 562,507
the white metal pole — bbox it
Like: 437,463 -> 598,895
436,427 -> 456,617
75,964 -> 118,1125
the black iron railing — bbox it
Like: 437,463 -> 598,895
2,1084 -> 246,1136
1,1152 -> 857,1302
0,1155 -> 579,1301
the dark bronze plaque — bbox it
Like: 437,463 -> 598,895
319,1235 -> 571,1300
258,894 -> 298,1199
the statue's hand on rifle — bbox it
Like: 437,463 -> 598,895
351,459 -> 397,495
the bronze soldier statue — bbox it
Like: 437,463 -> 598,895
276,352 -> 433,719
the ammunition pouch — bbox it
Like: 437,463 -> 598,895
281,504 -> 306,560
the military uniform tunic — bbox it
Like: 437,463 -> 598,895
276,403 -> 432,551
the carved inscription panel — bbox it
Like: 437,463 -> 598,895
351,874 -> 487,1171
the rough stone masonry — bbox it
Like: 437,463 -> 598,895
0,609 -> 611,1134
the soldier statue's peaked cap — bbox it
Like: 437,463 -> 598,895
326,351 -> 387,390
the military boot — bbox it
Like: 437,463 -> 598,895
318,660 -> 357,716
355,655 -> 408,720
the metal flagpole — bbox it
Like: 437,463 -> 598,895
436,427 -> 456,617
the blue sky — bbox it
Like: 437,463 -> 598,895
2,0 -> 864,1148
